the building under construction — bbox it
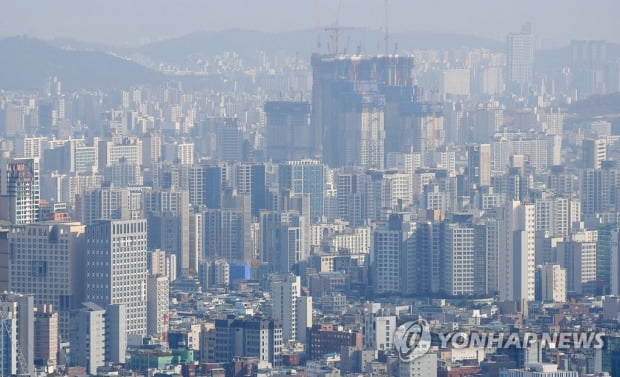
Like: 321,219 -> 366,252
311,54 -> 443,169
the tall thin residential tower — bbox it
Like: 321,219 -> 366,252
506,23 -> 535,93
85,219 -> 148,336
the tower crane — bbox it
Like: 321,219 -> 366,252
384,0 -> 390,55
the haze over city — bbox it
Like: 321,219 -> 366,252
0,0 -> 618,46
0,1 -> 620,377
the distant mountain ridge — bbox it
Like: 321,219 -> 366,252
2,32 -> 618,92
0,36 -> 163,91
133,29 -> 505,64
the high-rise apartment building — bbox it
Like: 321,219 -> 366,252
69,302 -> 106,375
279,160 -> 325,222
144,188 -> 190,275
362,304 -> 396,351
506,23 -> 535,93
498,201 -> 536,302
582,138 -> 607,170
216,118 -> 244,162
536,264 -> 567,303
188,212 -> 202,274
211,316 -> 283,366
580,162 -> 620,218
274,214 -> 308,274
312,55 -> 416,169
610,229 -> 620,296
8,222 -> 86,340
202,207 -> 250,263
467,144 -> 491,189
34,305 -> 58,370
270,274 -> 312,343
474,102 -> 503,143
236,163 -> 268,219
97,138 -> 142,170
0,293 -> 35,376
372,219 -> 405,296
556,239 -> 597,295
147,275 -> 169,336
264,101 -> 313,161
535,197 -> 580,239
443,224 -> 476,296
0,158 -> 40,224
85,219 -> 148,336
147,248 -> 177,282
77,186 -> 133,226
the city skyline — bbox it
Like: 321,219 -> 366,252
1,2 -> 620,376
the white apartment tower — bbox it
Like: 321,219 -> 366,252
538,264 -> 567,303
498,201 -> 536,302
148,249 -> 177,282
78,186 -> 131,226
443,224 -> 475,296
86,219 -> 148,336
362,304 -> 396,352
270,274 -> 312,343
535,197 -> 580,239
582,138 -> 607,170
147,275 -> 169,336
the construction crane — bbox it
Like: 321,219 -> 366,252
0,305 -> 30,377
384,0 -> 390,55
324,0 -> 344,55
320,0 -> 374,56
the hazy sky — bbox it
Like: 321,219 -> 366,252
0,0 -> 618,47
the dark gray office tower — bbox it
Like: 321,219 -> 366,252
571,40 -> 607,70
581,162 -> 619,219
335,169 -> 368,227
211,316 -> 282,366
547,165 -> 575,198
571,40 -> 608,97
144,189 -> 190,276
205,164 -> 232,209
188,163 -> 233,209
409,221 -> 444,296
278,160 -> 325,222
397,102 -> 444,164
311,55 -> 416,168
202,208 -> 249,263
236,163 -> 268,219
78,186 -> 132,226
216,118 -> 244,162
259,209 -> 308,274
264,102 -> 312,161
467,144 -> 491,192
